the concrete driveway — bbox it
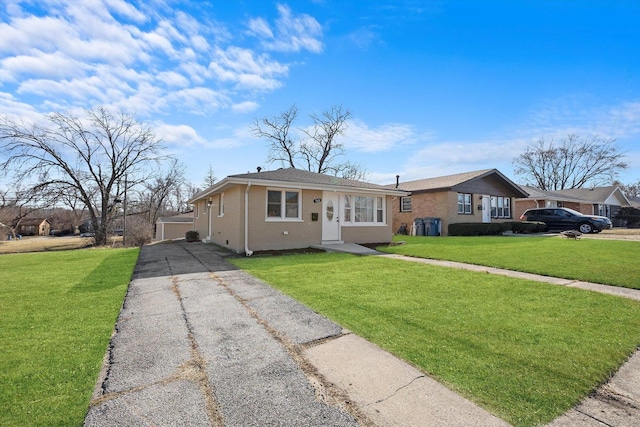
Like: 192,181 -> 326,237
83,240 -> 507,427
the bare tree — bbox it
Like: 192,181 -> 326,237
513,135 -> 628,190
252,105 -> 367,179
616,179 -> 640,198
0,106 -> 167,245
136,158 -> 186,226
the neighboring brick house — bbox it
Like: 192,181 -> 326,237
515,185 -> 631,227
187,168 -> 408,254
155,213 -> 194,241
390,169 -> 528,236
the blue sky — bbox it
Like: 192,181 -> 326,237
2,0 -> 639,187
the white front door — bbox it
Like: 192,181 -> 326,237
322,192 -> 341,242
482,195 -> 491,223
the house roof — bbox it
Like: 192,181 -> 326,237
517,186 -> 587,203
157,212 -> 194,223
390,169 -> 529,197
18,218 -> 50,226
188,168 -> 408,203
552,186 -> 631,205
519,185 -> 631,206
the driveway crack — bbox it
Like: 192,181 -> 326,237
171,277 -> 224,427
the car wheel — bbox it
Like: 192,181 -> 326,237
578,223 -> 593,234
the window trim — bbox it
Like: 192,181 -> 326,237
265,188 -> 303,221
458,193 -> 472,215
400,196 -> 412,212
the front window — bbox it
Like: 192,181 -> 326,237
343,194 -> 385,224
401,196 -> 412,212
490,196 -> 511,218
267,189 -> 302,220
458,193 -> 472,214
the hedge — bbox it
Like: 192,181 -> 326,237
448,221 -> 546,236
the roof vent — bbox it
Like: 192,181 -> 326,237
396,175 -> 400,188
257,166 -> 262,172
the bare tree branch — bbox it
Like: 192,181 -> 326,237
513,135 -> 627,190
251,104 -> 366,179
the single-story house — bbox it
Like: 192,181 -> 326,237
17,218 -> 51,236
390,169 -> 529,236
155,212 -> 194,241
515,185 -> 631,227
187,168 -> 408,255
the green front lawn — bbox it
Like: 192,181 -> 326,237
231,253 -> 640,427
0,248 -> 139,426
379,235 -> 640,289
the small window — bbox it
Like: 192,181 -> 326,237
401,196 -> 412,212
458,193 -> 472,214
218,192 -> 224,216
377,197 -> 384,222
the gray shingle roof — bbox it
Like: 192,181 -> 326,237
230,168 -> 397,191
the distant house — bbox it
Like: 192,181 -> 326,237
515,185 -> 631,227
17,218 -> 51,236
155,213 -> 194,241
187,168 -> 408,254
390,169 -> 528,236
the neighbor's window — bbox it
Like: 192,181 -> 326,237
458,193 -> 472,214
490,196 -> 511,218
267,189 -> 301,220
400,196 -> 412,212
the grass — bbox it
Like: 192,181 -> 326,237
0,236 -> 93,254
378,235 -> 640,289
231,253 -> 640,427
0,248 -> 139,426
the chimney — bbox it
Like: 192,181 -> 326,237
395,175 -> 400,188
257,166 -> 262,172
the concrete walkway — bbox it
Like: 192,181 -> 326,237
84,241 -> 640,426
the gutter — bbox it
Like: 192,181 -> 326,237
244,181 -> 253,256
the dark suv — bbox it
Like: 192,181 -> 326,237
520,207 -> 612,234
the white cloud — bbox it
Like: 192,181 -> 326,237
0,1 -> 315,120
232,101 -> 260,113
344,120 -> 420,152
248,4 -> 323,53
247,17 -> 274,39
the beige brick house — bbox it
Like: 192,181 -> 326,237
390,169 -> 528,236
188,168 -> 408,255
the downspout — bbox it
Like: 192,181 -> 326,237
244,182 -> 253,256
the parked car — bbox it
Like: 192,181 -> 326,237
519,207 -> 612,233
